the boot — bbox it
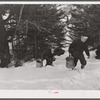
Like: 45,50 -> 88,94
81,65 -> 85,69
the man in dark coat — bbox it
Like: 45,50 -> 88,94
42,47 -> 65,66
68,35 -> 90,69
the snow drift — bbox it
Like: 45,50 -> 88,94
0,50 -> 100,90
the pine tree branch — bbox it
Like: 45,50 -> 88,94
69,32 -> 78,37
18,20 -> 27,30
66,39 -> 73,42
28,20 -> 51,33
66,25 -> 76,30
28,20 -> 41,31
66,34 -> 75,40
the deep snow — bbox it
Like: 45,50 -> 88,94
0,50 -> 100,90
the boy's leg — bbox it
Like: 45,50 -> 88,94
72,57 -> 78,69
79,54 -> 87,69
74,57 -> 78,67
45,58 -> 53,66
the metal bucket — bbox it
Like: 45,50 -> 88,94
66,56 -> 75,69
36,59 -> 43,68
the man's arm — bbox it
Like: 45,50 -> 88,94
84,44 -> 90,57
68,40 -> 76,54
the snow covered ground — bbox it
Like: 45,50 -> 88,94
0,50 -> 100,90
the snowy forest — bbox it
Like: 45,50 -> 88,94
0,4 -> 100,90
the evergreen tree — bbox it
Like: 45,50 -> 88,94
12,4 -> 66,65
0,4 -> 66,67
65,4 -> 100,47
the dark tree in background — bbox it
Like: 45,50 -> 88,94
65,4 -> 100,48
3,4 -> 100,67
0,5 -> 23,67
14,4 -> 66,65
0,8 -> 9,68
0,5 -> 20,68
0,4 -> 66,67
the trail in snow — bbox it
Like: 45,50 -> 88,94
0,50 -> 100,90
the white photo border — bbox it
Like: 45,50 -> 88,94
0,1 -> 100,98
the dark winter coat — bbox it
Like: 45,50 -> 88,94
42,48 -> 65,59
54,47 -> 65,56
41,49 -> 55,66
43,49 -> 55,60
69,39 -> 90,58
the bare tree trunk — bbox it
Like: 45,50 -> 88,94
12,5 -> 24,67
12,4 -> 24,49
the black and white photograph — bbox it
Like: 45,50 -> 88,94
0,1 -> 100,98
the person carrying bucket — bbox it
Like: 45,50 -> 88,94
68,35 -> 90,69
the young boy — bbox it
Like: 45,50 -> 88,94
68,35 -> 90,69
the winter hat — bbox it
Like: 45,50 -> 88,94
81,35 -> 88,39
